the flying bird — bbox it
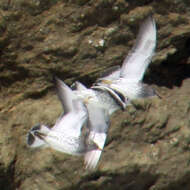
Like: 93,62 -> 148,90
95,16 -> 157,102
27,78 -> 101,158
71,81 -> 111,169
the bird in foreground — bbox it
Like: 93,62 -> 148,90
73,81 -> 111,169
27,78 -> 101,160
27,16 -> 158,170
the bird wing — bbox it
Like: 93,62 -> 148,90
75,81 -> 88,91
54,112 -> 87,138
120,16 -> 156,82
54,77 -> 77,114
84,103 -> 110,169
52,78 -> 88,136
52,99 -> 88,137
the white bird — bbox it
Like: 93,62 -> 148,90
71,81 -> 111,169
27,78 -> 100,157
95,16 -> 157,102
84,103 -> 110,169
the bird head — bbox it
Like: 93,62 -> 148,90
27,124 -> 50,148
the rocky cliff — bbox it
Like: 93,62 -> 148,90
1,0 -> 190,189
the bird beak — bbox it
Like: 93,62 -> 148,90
34,131 -> 46,140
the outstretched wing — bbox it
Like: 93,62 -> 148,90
54,77 -> 77,114
84,103 -> 110,170
120,16 -> 156,82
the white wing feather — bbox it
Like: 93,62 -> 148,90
52,78 -> 87,136
84,104 -> 110,169
120,16 -> 156,82
54,77 -> 76,114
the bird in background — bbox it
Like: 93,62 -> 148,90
94,15 -> 157,102
27,15 -> 158,170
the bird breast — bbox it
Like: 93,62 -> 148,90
45,131 -> 84,155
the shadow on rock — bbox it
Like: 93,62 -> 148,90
68,168 -> 158,190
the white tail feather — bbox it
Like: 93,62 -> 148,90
84,132 -> 107,170
85,149 -> 102,170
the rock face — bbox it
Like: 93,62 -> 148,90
1,0 -> 190,189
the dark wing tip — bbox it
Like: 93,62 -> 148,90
52,75 -> 61,86
144,14 -> 156,30
53,76 -> 68,95
52,76 -> 68,89
31,124 -> 41,131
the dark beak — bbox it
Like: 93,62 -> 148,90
34,131 -> 46,140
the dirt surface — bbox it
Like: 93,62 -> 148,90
1,0 -> 190,190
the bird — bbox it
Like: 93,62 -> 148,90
84,102 -> 110,169
27,78 -> 101,159
70,81 -> 111,169
94,15 -> 158,102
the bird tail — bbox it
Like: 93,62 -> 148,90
138,84 -> 157,98
84,132 -> 107,170
26,124 -> 50,148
